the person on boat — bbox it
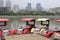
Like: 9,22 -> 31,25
39,28 -> 48,36
51,30 -> 60,40
0,28 -> 5,40
39,25 -> 49,36
30,27 -> 35,35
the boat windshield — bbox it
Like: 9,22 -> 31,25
42,21 -> 48,25
28,21 -> 34,25
0,22 -> 5,26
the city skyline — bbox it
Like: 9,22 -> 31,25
0,0 -> 43,11
9,0 -> 60,9
1,0 -> 60,10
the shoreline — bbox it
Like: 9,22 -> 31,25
0,15 -> 59,19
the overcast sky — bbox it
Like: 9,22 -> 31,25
8,0 -> 60,9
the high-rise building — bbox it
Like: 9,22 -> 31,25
36,3 -> 43,11
13,4 -> 19,12
6,0 -> 11,11
0,7 -> 10,12
0,0 -> 4,7
26,3 -> 32,11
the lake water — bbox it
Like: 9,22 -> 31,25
0,15 -> 60,30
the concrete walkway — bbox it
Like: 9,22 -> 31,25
5,34 -> 50,40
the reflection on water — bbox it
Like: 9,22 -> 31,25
0,15 -> 60,30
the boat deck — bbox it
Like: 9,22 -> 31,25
5,34 -> 50,40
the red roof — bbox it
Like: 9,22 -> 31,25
55,19 -> 60,22
0,19 -> 9,22
21,18 -> 35,22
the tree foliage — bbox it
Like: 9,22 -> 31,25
0,11 -> 54,15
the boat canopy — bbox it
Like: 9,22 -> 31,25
0,18 -> 9,22
36,18 -> 49,21
55,19 -> 60,22
21,18 -> 35,22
